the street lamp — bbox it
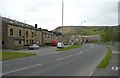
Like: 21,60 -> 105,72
61,0 -> 64,42
81,21 -> 86,44
81,21 -> 86,26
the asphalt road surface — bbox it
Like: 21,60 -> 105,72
2,44 -> 107,76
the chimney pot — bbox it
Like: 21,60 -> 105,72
35,24 -> 37,28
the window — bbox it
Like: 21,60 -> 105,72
26,31 -> 28,37
10,28 -> 13,36
44,34 -> 46,38
2,41 -> 4,45
26,40 -> 28,45
32,40 -> 33,44
19,41 -> 21,45
32,32 -> 34,38
51,35 -> 53,38
48,35 -> 49,38
30,40 -> 32,44
19,30 -> 21,36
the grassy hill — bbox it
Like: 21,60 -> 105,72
53,26 -> 119,42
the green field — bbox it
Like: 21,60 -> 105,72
0,52 -> 36,61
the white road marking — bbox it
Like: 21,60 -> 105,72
75,51 -> 84,55
85,46 -> 94,52
112,52 -> 119,54
63,55 -> 73,59
89,71 -> 94,76
57,58 -> 63,60
81,51 -> 83,53
57,55 -> 73,60
1,63 -> 42,75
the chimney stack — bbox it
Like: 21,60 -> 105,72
35,24 -> 37,28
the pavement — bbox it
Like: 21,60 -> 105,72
92,45 -> 119,76
1,44 -> 108,76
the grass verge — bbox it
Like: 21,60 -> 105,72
0,52 -> 36,61
97,47 -> 112,68
56,45 -> 81,51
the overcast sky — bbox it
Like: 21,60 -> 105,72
0,0 -> 119,30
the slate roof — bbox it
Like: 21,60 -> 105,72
1,16 -> 37,30
42,29 -> 55,35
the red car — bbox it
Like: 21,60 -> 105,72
51,41 -> 58,46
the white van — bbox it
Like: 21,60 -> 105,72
57,42 -> 64,48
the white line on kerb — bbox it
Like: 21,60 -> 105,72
89,71 -> 94,76
1,64 -> 42,75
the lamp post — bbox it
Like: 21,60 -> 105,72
61,0 -> 64,42
81,21 -> 86,43
81,21 -> 86,26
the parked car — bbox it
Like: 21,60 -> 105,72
51,41 -> 58,46
28,44 -> 40,50
64,42 -> 68,45
57,42 -> 64,48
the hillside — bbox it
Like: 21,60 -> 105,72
53,26 -> 119,42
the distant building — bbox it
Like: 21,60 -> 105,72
1,16 -> 42,49
70,35 -> 102,43
52,31 -> 62,42
42,29 -> 55,46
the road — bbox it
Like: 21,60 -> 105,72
2,44 -> 107,76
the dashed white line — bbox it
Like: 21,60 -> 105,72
57,55 -> 73,61
57,58 -> 63,60
63,55 -> 73,59
1,63 -> 42,76
75,51 -> 84,55
81,51 -> 83,53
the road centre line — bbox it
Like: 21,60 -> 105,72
63,55 -> 73,59
1,64 -> 42,76
57,58 -> 63,60
85,46 -> 95,52
75,51 -> 83,55
57,55 -> 73,61
85,49 -> 89,51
